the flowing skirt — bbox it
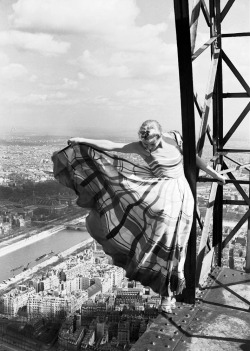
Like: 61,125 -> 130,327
52,144 -> 194,296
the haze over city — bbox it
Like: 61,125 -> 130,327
0,0 -> 249,140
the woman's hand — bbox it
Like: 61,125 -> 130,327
216,173 -> 227,185
196,156 -> 227,185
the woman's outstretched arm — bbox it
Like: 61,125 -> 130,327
196,155 -> 226,185
67,137 -> 140,153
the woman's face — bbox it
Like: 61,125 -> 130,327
141,136 -> 162,153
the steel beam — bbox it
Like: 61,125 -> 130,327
197,48 -> 220,157
212,0 -> 223,267
174,0 -> 197,303
173,0 -> 249,304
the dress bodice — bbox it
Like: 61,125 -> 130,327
146,150 -> 184,178
144,132 -> 184,179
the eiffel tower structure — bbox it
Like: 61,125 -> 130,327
132,1 -> 250,349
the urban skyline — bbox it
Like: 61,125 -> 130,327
0,130 -> 249,350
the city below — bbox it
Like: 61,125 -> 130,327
0,134 -> 249,351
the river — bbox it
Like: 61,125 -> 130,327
0,229 -> 90,283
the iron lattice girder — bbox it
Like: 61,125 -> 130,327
173,0 -> 197,303
196,48 -> 220,157
179,0 -> 250,284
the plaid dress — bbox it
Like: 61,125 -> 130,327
52,132 -> 194,296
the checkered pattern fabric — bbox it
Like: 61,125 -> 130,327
52,133 -> 194,296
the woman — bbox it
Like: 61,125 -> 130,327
52,120 -> 226,313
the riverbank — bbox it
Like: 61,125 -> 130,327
0,237 -> 93,293
0,216 -> 87,258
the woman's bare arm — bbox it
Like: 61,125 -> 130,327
67,137 -> 141,153
196,155 -> 226,185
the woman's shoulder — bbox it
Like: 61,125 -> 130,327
162,131 -> 183,152
163,130 -> 182,139
163,131 -> 182,146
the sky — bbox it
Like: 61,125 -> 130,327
0,0 -> 249,140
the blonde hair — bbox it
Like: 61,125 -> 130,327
138,120 -> 162,140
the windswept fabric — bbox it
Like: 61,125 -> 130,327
52,132 -> 194,296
